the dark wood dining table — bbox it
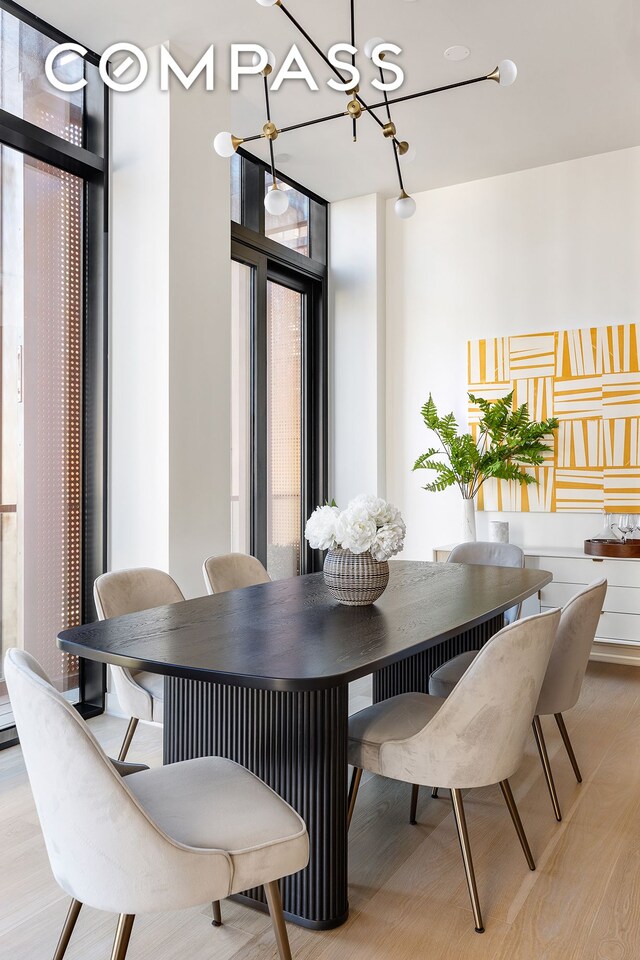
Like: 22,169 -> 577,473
58,559 -> 552,930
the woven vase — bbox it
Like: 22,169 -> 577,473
323,548 -> 389,606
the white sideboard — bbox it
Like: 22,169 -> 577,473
433,545 -> 640,666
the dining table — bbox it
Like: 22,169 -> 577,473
58,559 -> 552,930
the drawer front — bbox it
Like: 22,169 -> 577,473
541,605 -> 640,643
541,581 -> 640,615
526,554 -> 640,588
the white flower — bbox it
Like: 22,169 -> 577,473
305,494 -> 406,561
304,504 -> 340,551
335,504 -> 378,554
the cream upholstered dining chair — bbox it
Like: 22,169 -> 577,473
429,579 -> 607,821
5,648 -> 308,960
447,540 -> 525,623
93,567 -> 185,762
203,552 -> 271,594
346,608 -> 560,934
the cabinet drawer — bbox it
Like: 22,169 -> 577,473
526,554 -> 640,588
541,605 -> 640,643
541,582 -> 640,615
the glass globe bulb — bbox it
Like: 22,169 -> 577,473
403,144 -> 417,164
213,131 -> 237,158
363,37 -> 385,60
395,193 -> 416,219
264,185 -> 290,217
498,59 -> 517,86
256,0 -> 279,6
251,48 -> 276,70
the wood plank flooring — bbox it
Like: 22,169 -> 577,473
1,662 -> 639,959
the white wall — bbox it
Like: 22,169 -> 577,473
110,45 -> 231,598
385,146 -> 640,559
330,194 -> 387,506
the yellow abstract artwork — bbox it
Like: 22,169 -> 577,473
468,324 -> 640,513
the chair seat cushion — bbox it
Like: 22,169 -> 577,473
348,693 -> 445,775
133,671 -> 165,722
126,757 -> 308,894
429,651 -> 478,698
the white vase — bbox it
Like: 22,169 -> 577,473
461,497 -> 477,542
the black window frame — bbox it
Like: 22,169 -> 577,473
0,0 -> 108,748
231,149 -> 328,575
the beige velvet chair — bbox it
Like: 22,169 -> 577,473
447,540 -> 525,624
93,567 -> 185,761
203,552 -> 271,594
347,608 -> 560,933
5,648 -> 308,960
429,579 -> 607,821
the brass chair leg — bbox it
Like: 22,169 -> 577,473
211,900 -> 222,926
409,784 -> 420,824
532,715 -> 562,822
110,915 -> 135,960
555,713 -> 582,783
499,779 -> 536,871
264,880 -> 292,960
347,767 -> 363,829
431,787 -> 439,799
117,717 -> 139,762
450,788 -> 484,933
53,899 -> 82,960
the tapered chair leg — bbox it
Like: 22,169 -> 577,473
409,784 -> 420,824
450,788 -> 484,933
110,915 -> 135,960
52,899 -> 82,960
555,713 -> 582,783
532,715 -> 562,822
347,767 -> 363,829
431,787 -> 439,799
211,900 -> 222,926
499,779 -> 536,870
117,717 -> 139,762
264,880 -> 292,960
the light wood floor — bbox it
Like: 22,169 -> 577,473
2,661 -> 639,960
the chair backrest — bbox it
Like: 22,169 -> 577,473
203,553 -> 271,595
536,578 -> 607,716
448,540 -> 525,624
380,608 -> 560,790
3,648 -> 230,913
93,567 -> 185,620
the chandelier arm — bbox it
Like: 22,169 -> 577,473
275,0 -> 399,145
263,74 -> 278,182
392,140 -> 405,194
370,74 -> 489,111
350,0 -> 357,142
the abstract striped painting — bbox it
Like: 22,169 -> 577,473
468,324 -> 640,513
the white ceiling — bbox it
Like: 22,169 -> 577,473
26,0 -> 640,202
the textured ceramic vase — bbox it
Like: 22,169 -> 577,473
323,548 -> 389,606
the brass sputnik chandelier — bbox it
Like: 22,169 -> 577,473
214,0 -> 517,219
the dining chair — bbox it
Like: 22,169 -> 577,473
5,648 -> 308,960
346,608 -> 560,933
429,579 -> 607,821
447,540 -> 525,624
202,552 -> 271,594
93,567 -> 185,762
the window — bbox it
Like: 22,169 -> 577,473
230,151 -> 327,577
0,3 -> 107,744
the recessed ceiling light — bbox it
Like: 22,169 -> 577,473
444,45 -> 470,62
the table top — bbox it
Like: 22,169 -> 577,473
58,560 -> 552,691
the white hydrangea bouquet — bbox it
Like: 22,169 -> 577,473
305,495 -> 406,605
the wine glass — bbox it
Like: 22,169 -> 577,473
614,515 -> 637,543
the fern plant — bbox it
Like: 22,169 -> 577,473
413,392 -> 559,499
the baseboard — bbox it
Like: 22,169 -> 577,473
590,643 -> 640,666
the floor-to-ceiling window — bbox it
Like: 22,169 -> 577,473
0,2 -> 107,743
231,152 -> 327,577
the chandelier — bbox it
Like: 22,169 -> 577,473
214,0 -> 517,219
